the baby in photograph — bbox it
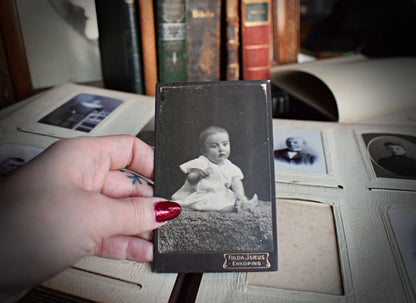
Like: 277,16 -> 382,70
172,126 -> 255,212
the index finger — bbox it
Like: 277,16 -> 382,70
95,135 -> 155,180
48,135 -> 154,180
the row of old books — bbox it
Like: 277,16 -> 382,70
95,0 -> 300,97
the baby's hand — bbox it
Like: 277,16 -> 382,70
194,168 -> 210,178
187,168 -> 210,184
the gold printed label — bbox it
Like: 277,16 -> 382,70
191,9 -> 215,19
223,253 -> 271,269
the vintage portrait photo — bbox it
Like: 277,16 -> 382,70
0,144 -> 43,182
39,93 -> 123,132
362,133 -> 416,180
154,81 -> 277,273
273,128 -> 327,174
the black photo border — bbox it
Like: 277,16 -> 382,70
153,80 -> 277,273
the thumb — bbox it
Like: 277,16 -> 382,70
103,197 -> 182,237
91,197 -> 181,263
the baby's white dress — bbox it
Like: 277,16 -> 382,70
172,155 -> 244,211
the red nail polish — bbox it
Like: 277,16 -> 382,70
154,201 -> 182,223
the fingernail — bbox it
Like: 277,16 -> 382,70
146,245 -> 154,262
154,201 -> 182,223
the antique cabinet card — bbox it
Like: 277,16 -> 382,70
154,81 -> 277,272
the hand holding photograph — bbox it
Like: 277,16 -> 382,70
154,81 -> 277,273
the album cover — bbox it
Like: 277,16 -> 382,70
153,81 -> 277,273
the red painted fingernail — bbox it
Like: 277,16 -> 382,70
154,201 -> 182,223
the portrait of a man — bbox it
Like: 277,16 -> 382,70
273,129 -> 327,174
274,136 -> 317,165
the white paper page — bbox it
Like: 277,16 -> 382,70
271,55 -> 416,123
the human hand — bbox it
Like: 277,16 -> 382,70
0,135 -> 181,302
187,168 -> 210,185
194,167 -> 210,179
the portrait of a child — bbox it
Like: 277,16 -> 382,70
172,126 -> 250,212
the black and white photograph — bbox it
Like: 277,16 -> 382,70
273,128 -> 327,174
154,81 -> 277,273
363,133 -> 416,180
38,93 -> 123,132
0,144 -> 44,182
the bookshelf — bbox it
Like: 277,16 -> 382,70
0,0 -> 304,111
0,0 -> 32,106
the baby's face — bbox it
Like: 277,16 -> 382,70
203,132 -> 230,164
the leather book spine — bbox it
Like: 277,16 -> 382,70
155,0 -> 187,83
138,0 -> 158,96
272,0 -> 300,65
186,0 -> 221,81
226,0 -> 240,80
95,0 -> 144,94
240,0 -> 272,80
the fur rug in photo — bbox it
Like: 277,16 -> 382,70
157,201 -> 274,253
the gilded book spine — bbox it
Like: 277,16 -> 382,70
241,0 -> 272,80
186,0 -> 221,81
156,0 -> 187,83
95,0 -> 144,94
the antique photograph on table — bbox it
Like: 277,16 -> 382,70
362,133 -> 416,180
154,81 -> 277,273
273,128 -> 327,175
17,83 -> 155,140
39,93 -> 123,133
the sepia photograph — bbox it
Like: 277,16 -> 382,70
362,133 -> 416,180
154,81 -> 277,273
38,93 -> 123,132
273,128 -> 327,174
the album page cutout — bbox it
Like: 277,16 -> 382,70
354,127 -> 416,191
272,120 -> 341,189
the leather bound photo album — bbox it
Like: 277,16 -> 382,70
153,80 -> 277,273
